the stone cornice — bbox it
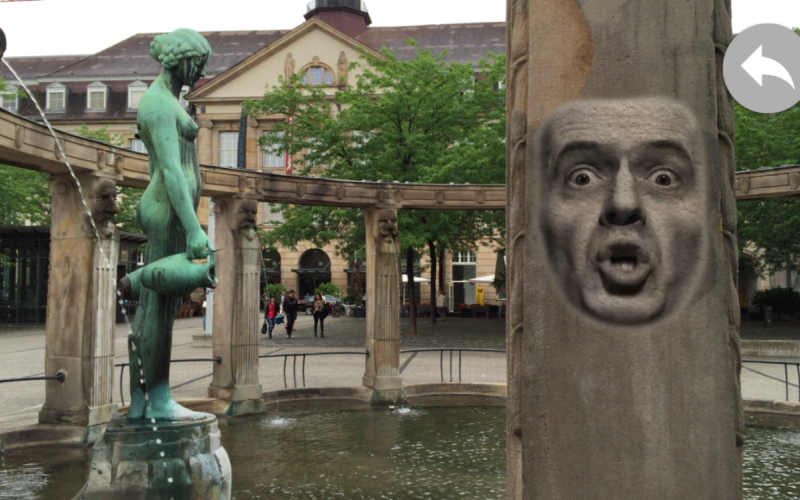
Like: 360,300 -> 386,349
0,107 -> 505,210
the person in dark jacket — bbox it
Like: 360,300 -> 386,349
284,290 -> 299,338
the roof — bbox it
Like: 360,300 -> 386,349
356,23 -> 506,66
0,55 -> 88,82
44,31 -> 288,80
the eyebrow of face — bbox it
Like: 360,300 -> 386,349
640,140 -> 692,163
552,140 -> 602,165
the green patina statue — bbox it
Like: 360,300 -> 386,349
123,28 -> 216,422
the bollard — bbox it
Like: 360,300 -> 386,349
763,305 -> 774,328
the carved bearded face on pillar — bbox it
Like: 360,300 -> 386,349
89,179 -> 119,238
538,98 -> 708,325
229,199 -> 259,241
377,209 -> 399,242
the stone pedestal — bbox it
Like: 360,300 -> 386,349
40,173 -> 120,428
207,196 -> 264,415
507,1 -> 741,498
72,414 -> 231,500
362,207 -> 404,403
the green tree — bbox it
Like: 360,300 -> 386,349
736,28 -> 800,276
247,42 -> 506,332
0,78 -> 51,228
315,282 -> 342,298
265,283 -> 287,300
735,99 -> 800,275
74,125 -> 144,235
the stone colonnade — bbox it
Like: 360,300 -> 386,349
38,178 -> 407,425
507,0 -> 740,498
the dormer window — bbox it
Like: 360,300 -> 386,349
87,82 -> 108,111
302,67 -> 334,85
301,57 -> 335,85
46,82 -> 67,112
0,85 -> 18,113
128,81 -> 148,110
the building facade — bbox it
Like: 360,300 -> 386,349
1,0 -> 507,310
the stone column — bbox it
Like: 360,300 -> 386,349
207,195 -> 263,415
508,1 -> 740,498
39,173 -> 120,429
246,118 -> 259,170
197,118 -> 213,166
362,207 -> 404,403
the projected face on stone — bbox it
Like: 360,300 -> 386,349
89,179 -> 119,237
538,98 -> 708,324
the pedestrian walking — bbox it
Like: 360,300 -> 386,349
284,290 -> 299,338
263,296 -> 277,339
437,290 -> 448,321
279,291 -> 287,315
313,293 -> 327,337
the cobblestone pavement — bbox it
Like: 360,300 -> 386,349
0,314 -> 793,432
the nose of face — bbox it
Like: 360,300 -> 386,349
599,162 -> 645,227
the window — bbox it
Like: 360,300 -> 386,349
302,66 -> 334,85
128,81 -> 148,110
453,251 -> 477,264
179,86 -> 190,110
263,131 -> 285,168
87,81 -> 107,111
0,85 -> 18,113
129,139 -> 146,153
219,131 -> 239,168
46,83 -> 67,112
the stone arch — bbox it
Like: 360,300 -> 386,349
293,248 -> 332,298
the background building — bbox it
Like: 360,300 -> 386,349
0,0 -> 507,310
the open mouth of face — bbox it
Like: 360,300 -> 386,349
596,243 -> 651,295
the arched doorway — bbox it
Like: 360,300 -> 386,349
293,249 -> 331,299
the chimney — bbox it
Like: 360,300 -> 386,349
304,0 -> 372,38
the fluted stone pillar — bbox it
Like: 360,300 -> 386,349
507,0 -> 741,498
246,118 -> 258,170
207,195 -> 263,415
39,173 -> 120,429
362,207 -> 404,403
197,119 -> 213,166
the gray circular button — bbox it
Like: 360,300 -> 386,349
724,23 -> 800,113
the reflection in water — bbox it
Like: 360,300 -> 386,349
5,408 -> 800,499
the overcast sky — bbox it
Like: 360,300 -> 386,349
1,0 -> 798,57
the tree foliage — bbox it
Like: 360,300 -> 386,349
736,28 -> 800,276
736,99 -> 800,275
0,78 -> 51,227
752,286 -> 800,320
246,43 -> 506,330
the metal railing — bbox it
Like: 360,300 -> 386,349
260,350 -> 370,389
400,348 -> 506,383
307,0 -> 368,13
743,358 -> 800,401
115,356 -> 222,406
0,372 -> 65,384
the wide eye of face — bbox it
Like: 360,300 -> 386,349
567,167 -> 600,188
648,169 -> 679,188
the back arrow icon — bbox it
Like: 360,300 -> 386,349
742,45 -> 795,89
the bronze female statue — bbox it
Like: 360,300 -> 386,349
125,28 -> 216,421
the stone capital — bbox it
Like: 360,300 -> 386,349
247,118 -> 258,129
197,118 -> 214,129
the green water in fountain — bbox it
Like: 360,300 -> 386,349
3,406 -> 800,499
